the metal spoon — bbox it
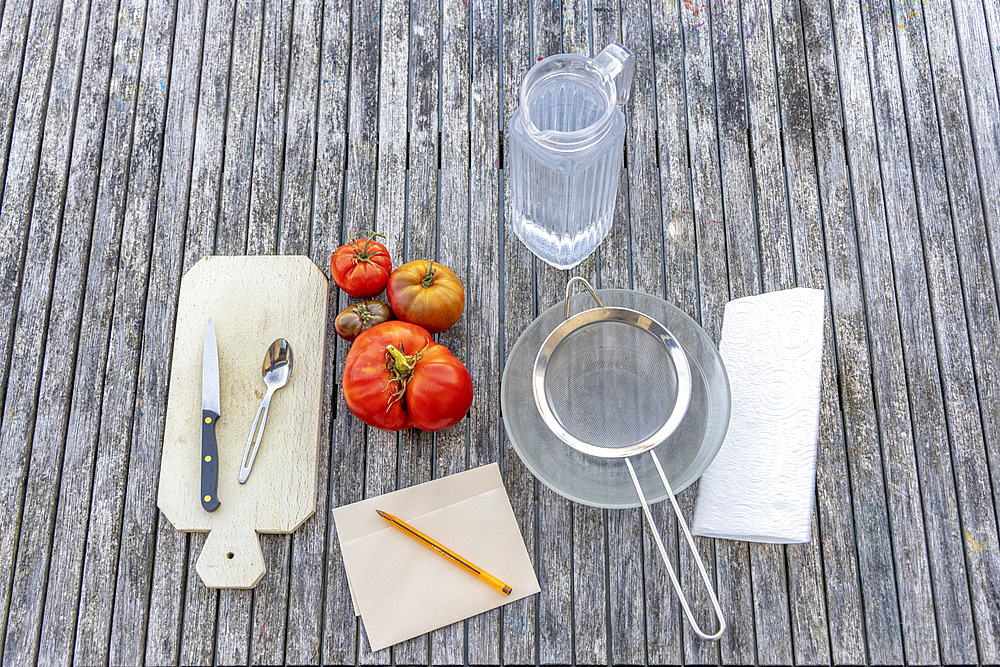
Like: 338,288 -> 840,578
239,338 -> 293,484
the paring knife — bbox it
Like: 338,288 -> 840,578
201,318 -> 221,512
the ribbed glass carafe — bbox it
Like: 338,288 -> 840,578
508,44 -> 635,269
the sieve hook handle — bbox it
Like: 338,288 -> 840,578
564,277 -> 605,319
625,453 -> 727,641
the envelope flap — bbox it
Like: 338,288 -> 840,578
332,463 -> 503,543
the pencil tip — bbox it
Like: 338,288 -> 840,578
375,509 -> 387,518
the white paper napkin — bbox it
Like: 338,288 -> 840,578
692,288 -> 825,543
334,463 -> 541,652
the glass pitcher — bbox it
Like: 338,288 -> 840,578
508,43 -> 635,269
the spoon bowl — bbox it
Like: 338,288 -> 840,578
239,338 -> 294,484
263,338 -> 293,389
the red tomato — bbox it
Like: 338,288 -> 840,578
331,231 -> 393,298
342,321 -> 473,432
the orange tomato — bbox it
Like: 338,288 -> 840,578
386,260 -> 465,333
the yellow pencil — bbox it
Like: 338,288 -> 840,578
375,509 -> 512,596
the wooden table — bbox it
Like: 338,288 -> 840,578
1,0 -> 999,664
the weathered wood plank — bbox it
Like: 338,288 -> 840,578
180,0 -> 235,270
318,0 -> 367,663
798,0 -> 904,662
768,1 -> 844,663
141,2 -> 208,663
0,0 -> 60,436
337,0 -> 381,659
432,151 -> 469,663
716,0 -> 760,304
948,0 -> 1000,624
499,0 -> 536,663
919,0 -> 1000,659
753,2 -> 837,663
276,0 -> 321,254
0,0 -> 32,209
0,0 -> 93,661
739,0 -> 805,657
246,0 -> 292,255
645,0 -> 688,662
0,2 -> 63,642
556,5 -> 611,665
72,0 -> 175,663
674,0 -> 727,660
171,2 -> 238,663
356,0 -> 406,662
951,0 -> 1000,303
585,6 -> 646,666
31,3 -> 148,664
280,0 -> 328,663
708,0 -> 768,662
466,0 -> 501,661
527,1 -> 575,663
309,1 -> 351,664
885,2 -> 992,660
984,1 -> 1000,105
561,0 -> 588,54
851,1 -> 949,663
215,0 -> 263,257
212,2 -> 264,658
345,0 -> 379,175
393,0 -> 439,661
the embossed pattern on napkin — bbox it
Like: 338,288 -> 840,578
692,288 -> 825,544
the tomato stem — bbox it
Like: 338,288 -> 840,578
352,230 -> 386,264
421,260 -> 435,288
384,344 -> 424,408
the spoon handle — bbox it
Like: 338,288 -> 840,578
239,392 -> 272,484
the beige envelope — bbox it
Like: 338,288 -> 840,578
333,463 -> 541,652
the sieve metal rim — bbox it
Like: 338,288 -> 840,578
532,303 -> 693,458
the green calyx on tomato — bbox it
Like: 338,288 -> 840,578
354,303 -> 380,325
351,230 -> 387,264
384,343 -> 424,408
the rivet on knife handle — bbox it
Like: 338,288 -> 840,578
201,409 -> 221,512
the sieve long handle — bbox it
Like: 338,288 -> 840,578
563,277 -> 604,319
625,453 -> 726,641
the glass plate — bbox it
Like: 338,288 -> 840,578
501,289 -> 731,508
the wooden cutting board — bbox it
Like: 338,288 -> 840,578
158,256 -> 329,588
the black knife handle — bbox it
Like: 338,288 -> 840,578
201,409 -> 221,512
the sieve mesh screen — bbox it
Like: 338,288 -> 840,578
543,320 -> 679,449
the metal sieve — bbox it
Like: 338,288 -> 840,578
532,277 -> 726,641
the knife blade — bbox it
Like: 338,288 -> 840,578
201,318 -> 221,512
